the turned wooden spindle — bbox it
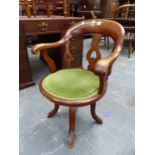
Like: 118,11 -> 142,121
24,0 -> 31,17
63,0 -> 70,16
32,0 -> 36,17
45,0 -> 50,17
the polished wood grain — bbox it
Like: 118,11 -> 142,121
90,103 -> 103,124
32,19 -> 125,148
47,104 -> 59,118
42,49 -> 57,72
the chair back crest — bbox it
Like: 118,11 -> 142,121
63,19 -> 125,70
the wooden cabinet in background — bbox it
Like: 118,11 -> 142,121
19,16 -> 83,89
19,0 -> 71,16
72,0 -> 134,19
106,0 -> 119,18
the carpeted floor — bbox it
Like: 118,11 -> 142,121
19,38 -> 135,155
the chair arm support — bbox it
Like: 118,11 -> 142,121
32,36 -> 70,55
94,45 -> 122,76
94,56 -> 113,76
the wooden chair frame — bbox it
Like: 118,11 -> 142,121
32,19 -> 125,148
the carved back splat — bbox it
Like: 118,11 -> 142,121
87,34 -> 102,72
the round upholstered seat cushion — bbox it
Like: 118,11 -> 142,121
41,69 -> 99,100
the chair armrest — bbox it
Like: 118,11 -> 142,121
32,36 -> 70,55
94,45 -> 122,76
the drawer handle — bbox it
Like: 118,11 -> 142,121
83,5 -> 86,9
38,22 -> 48,31
70,20 -> 75,26
94,5 -> 97,9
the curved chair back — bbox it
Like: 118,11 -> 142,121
65,19 -> 124,44
63,19 -> 125,71
32,19 -> 125,73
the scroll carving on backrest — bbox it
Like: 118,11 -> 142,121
87,34 -> 102,72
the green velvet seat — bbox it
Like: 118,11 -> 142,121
42,69 -> 100,100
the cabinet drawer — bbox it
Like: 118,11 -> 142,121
23,20 -> 78,35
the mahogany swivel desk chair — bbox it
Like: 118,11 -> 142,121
32,19 -> 125,148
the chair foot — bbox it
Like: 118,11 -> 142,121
67,107 -> 76,148
67,131 -> 74,149
90,103 -> 103,124
47,104 -> 59,118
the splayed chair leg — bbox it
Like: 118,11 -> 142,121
90,103 -> 103,124
67,107 -> 76,148
47,104 -> 59,118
